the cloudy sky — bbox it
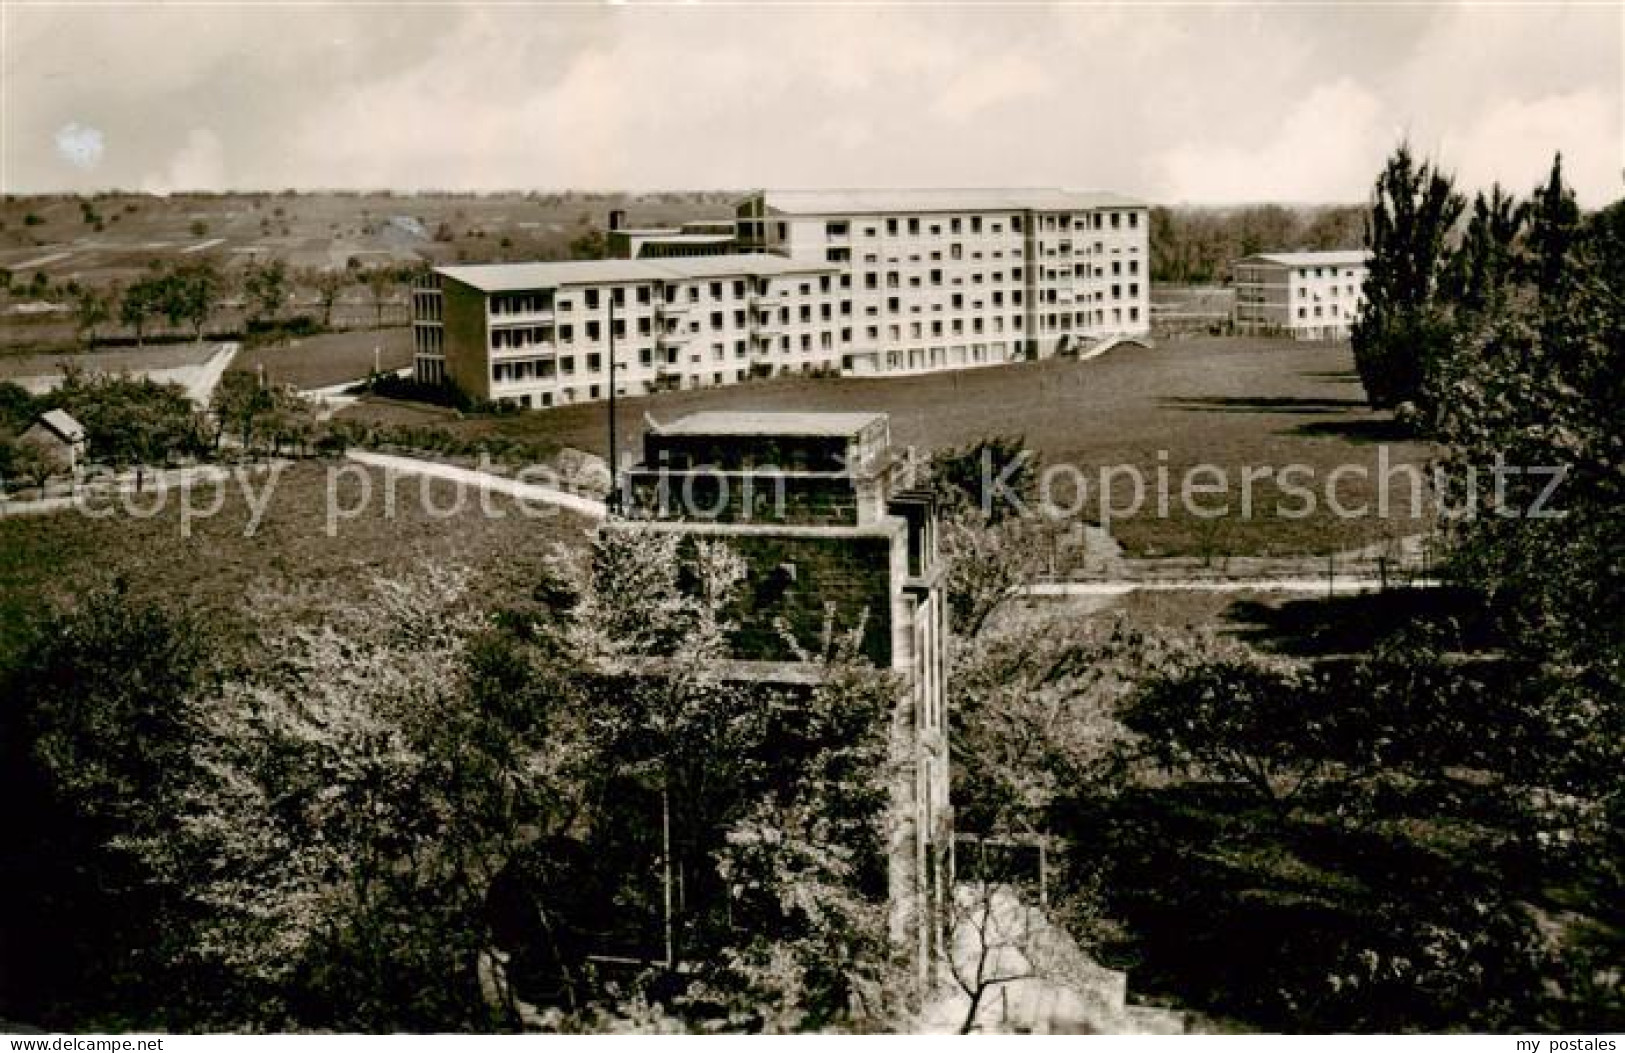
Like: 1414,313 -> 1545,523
3,2 -> 1621,205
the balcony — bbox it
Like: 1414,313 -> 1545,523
656,332 -> 690,350
489,341 -> 557,358
489,307 -> 554,326
656,300 -> 692,317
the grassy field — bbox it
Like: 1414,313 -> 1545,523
230,326 -> 413,389
0,191 -> 729,283
0,461 -> 594,662
339,336 -> 1436,558
0,341 -> 220,382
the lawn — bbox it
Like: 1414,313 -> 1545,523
230,326 -> 413,389
0,461 -> 593,663
340,336 -> 1438,557
1031,583 -> 1496,654
0,342 -> 219,379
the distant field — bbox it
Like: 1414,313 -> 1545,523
0,190 -> 728,286
0,190 -> 731,353
0,461 -> 594,662
0,341 -> 219,382
230,326 -> 413,389
338,337 -> 1435,558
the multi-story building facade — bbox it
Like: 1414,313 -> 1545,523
1231,250 -> 1371,340
413,188 -> 1151,406
412,254 -> 842,407
736,189 -> 1151,372
611,409 -> 950,980
606,213 -> 740,260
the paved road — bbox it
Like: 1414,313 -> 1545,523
345,449 -> 607,518
182,342 -> 240,405
301,366 -> 413,421
1027,576 -> 1441,598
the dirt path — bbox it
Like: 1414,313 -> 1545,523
345,449 -> 607,518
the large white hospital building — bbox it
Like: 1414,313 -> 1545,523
412,188 -> 1150,408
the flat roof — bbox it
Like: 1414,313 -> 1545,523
654,410 -> 886,438
748,188 -> 1146,216
634,234 -> 737,244
437,253 -> 832,292
1240,250 -> 1372,267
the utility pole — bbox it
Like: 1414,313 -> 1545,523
662,782 -> 675,969
607,289 -> 619,511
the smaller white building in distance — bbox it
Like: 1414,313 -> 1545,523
1232,250 -> 1371,341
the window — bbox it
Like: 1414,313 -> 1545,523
586,321 -> 601,340
907,218 -> 920,235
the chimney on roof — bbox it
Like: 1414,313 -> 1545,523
608,209 -> 625,232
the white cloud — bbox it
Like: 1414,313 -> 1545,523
931,53 -> 1049,124
1150,79 -> 1387,203
54,122 -> 104,170
142,129 -> 227,194
1439,91 -> 1621,206
3,3 -> 1618,204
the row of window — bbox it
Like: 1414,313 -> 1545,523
850,242 -> 1140,267
826,211 -> 1143,240
480,283 -> 1145,352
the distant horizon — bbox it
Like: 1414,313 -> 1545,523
1,185 -> 1382,212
